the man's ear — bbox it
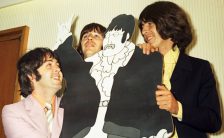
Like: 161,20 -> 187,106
27,74 -> 36,82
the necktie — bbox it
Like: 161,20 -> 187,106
45,103 -> 53,132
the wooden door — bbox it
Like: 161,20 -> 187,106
0,26 -> 29,138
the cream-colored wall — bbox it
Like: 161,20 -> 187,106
0,0 -> 223,137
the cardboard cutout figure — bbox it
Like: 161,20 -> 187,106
55,14 -> 173,138
85,15 -> 135,104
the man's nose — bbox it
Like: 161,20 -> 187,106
87,34 -> 93,40
54,65 -> 61,72
142,27 -> 148,36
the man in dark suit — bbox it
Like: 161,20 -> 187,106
138,1 -> 222,138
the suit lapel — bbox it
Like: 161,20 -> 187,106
170,53 -> 192,96
52,97 -> 64,138
24,95 -> 49,135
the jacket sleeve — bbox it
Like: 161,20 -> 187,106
182,61 -> 221,133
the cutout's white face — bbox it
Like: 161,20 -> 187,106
103,29 -> 127,56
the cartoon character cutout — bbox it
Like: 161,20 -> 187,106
85,14 -> 135,102
55,14 -> 173,138
85,14 -> 173,138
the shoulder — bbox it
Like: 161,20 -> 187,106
2,100 -> 25,116
179,54 -> 213,76
2,95 -> 36,115
185,54 -> 210,67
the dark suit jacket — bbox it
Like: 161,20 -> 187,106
170,53 -> 221,138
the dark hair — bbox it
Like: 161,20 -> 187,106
77,23 -> 106,58
138,1 -> 192,52
105,14 -> 135,43
17,48 -> 60,97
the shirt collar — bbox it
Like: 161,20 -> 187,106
164,46 -> 180,64
32,92 -> 55,108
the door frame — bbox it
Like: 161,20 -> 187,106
0,26 -> 29,102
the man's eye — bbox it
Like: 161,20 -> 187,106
82,34 -> 88,39
46,63 -> 52,68
56,63 -> 60,67
147,22 -> 154,27
94,34 -> 102,38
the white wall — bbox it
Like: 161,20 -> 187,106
0,0 -> 223,137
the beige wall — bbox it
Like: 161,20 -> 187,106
0,0 -> 223,137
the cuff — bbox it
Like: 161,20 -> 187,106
171,101 -> 183,121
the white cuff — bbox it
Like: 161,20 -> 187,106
171,101 -> 183,121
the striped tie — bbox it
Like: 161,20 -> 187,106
45,103 -> 53,132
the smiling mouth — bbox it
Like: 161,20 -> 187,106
104,44 -> 115,50
143,34 -> 153,42
54,76 -> 60,80
52,74 -> 61,80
